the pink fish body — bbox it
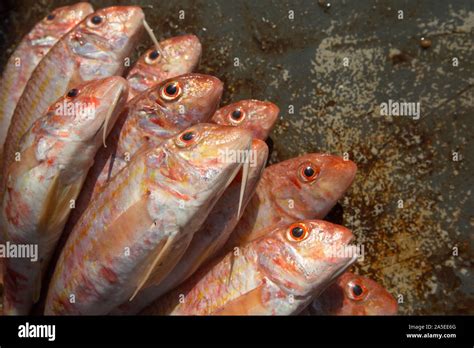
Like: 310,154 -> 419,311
111,99 -> 278,314
1,6 -> 144,186
57,74 -> 223,260
143,220 -> 358,315
45,123 -> 253,315
0,2 -> 94,157
113,139 -> 269,314
1,77 -> 128,314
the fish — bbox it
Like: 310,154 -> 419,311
112,139 -> 269,314
1,6 -> 144,188
211,100 -> 279,140
110,99 -> 278,314
45,123 -> 253,315
126,35 -> 202,100
142,220 -> 358,315
55,74 -> 223,259
308,272 -> 398,315
224,153 -> 357,248
0,2 -> 94,158
0,76 -> 129,315
94,73 -> 223,193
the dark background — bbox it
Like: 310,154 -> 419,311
0,0 -> 472,314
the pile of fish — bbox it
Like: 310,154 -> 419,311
0,3 -> 398,316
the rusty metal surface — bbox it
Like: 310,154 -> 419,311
1,0 -> 473,314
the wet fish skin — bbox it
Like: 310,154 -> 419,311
111,99 -> 277,314
225,153 -> 357,247
1,6 -> 144,186
112,139 -> 268,314
212,99 -> 279,140
0,2 -> 94,156
52,74 -> 223,293
143,220 -> 357,315
96,73 -> 224,191
45,123 -> 253,315
126,35 -> 202,100
1,76 -> 129,315
309,272 -> 398,315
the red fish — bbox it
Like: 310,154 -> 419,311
225,153 -> 357,248
1,77 -> 128,314
0,2 -> 94,159
45,124 -> 253,315
142,220 -> 358,315
1,6 -> 144,190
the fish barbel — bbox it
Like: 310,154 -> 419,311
1,6 -> 144,187
211,99 -> 279,140
126,35 -> 202,100
309,272 -> 398,315
45,123 -> 253,315
1,76 -> 129,315
112,139 -> 268,314
0,2 -> 94,157
224,153 -> 357,248
143,220 -> 358,315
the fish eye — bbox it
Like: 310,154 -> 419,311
229,108 -> 245,124
175,130 -> 198,147
298,162 -> 320,182
287,222 -> 309,242
46,14 -> 55,21
145,50 -> 161,64
347,280 -> 368,301
67,88 -> 79,98
160,82 -> 182,101
88,15 -> 104,27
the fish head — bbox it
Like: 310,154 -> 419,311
156,73 -> 223,123
212,100 -> 279,140
46,76 -> 128,143
145,123 -> 252,212
158,34 -> 202,75
136,35 -> 202,80
127,35 -> 202,97
69,6 -> 144,77
257,220 -> 358,297
268,153 -> 357,219
26,2 -> 94,50
124,74 -> 223,149
320,272 -> 398,315
159,123 -> 253,190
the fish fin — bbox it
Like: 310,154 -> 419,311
130,225 -> 190,301
37,175 -> 85,276
213,284 -> 267,315
237,145 -> 251,218
129,235 -> 176,301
